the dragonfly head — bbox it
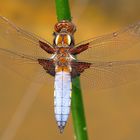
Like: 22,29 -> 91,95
53,20 -> 76,48
54,20 -> 76,34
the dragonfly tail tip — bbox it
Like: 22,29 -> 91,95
58,125 -> 65,133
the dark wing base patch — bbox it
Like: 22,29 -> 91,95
71,61 -> 91,78
39,41 -> 55,54
70,43 -> 89,55
38,59 -> 55,76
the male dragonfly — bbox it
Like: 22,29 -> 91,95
0,16 -> 140,133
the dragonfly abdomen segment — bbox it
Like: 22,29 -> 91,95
54,71 -> 72,133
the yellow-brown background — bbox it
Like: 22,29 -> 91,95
0,0 -> 140,140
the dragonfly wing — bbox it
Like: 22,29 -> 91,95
0,47 -> 54,85
72,60 -> 140,90
74,21 -> 140,61
0,16 -> 54,58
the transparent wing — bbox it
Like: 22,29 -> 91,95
0,47 -> 54,85
0,16 -> 53,58
73,60 -> 140,90
0,16 -> 54,85
75,21 -> 140,61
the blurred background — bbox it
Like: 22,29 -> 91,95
0,0 -> 140,140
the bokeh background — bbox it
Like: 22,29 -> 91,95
0,0 -> 140,140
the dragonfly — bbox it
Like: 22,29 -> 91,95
0,16 -> 140,133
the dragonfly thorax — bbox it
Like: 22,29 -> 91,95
54,48 -> 72,72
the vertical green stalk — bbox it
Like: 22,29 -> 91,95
55,0 -> 88,140
72,77 -> 88,140
55,0 -> 71,21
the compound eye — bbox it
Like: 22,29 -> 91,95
63,34 -> 71,45
55,35 -> 62,46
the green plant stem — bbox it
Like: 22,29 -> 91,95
55,0 -> 88,140
55,0 -> 71,21
72,78 -> 88,140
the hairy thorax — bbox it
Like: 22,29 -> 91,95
54,47 -> 72,72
